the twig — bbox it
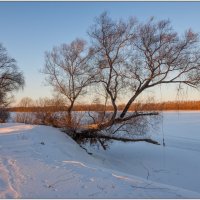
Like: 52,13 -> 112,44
140,162 -> 150,180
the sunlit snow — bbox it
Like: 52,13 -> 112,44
0,112 -> 200,198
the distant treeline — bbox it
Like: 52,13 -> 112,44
8,101 -> 200,112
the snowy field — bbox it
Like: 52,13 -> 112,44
0,112 -> 200,198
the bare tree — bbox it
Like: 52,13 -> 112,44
0,43 -> 24,122
43,13 -> 200,147
67,13 -> 158,146
18,97 -> 34,107
76,13 -> 200,146
87,12 -> 138,128
43,38 -> 97,126
14,97 -> 35,123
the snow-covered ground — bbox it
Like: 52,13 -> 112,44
0,112 -> 200,198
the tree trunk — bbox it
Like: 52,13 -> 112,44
66,100 -> 75,127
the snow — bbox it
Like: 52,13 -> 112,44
88,112 -> 200,194
1,112 -> 200,198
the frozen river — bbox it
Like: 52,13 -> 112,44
89,111 -> 200,194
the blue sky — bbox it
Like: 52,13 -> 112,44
1,2 -> 200,104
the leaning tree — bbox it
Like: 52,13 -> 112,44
0,43 -> 25,122
43,13 -> 200,148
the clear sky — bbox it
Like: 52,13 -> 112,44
1,1 -> 200,104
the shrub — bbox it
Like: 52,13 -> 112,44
15,112 -> 35,124
0,108 -> 10,123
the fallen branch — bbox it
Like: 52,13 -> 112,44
73,130 -> 160,145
